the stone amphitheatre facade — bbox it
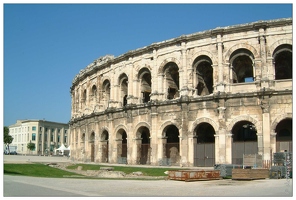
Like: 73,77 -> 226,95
69,18 -> 292,167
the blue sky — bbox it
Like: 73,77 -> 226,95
2,3 -> 293,126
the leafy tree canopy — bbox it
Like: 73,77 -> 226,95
27,141 -> 35,151
4,126 -> 13,146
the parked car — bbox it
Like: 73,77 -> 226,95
4,150 -> 17,155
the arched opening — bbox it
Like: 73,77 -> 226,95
164,62 -> 179,99
119,74 -> 128,107
193,56 -> 213,96
81,133 -> 85,143
275,118 -> 292,152
230,49 -> 254,83
91,85 -> 97,96
117,129 -> 127,164
273,44 -> 292,80
91,85 -> 97,105
164,125 -> 180,166
90,132 -> 95,162
136,126 -> 150,164
102,80 -> 111,109
82,89 -> 87,104
123,95 -> 127,107
232,121 -> 258,165
138,68 -> 152,103
101,130 -> 109,163
193,123 -> 215,167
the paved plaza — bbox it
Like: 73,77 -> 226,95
3,155 -> 294,197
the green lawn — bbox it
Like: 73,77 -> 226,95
4,163 -> 185,178
4,163 -> 84,178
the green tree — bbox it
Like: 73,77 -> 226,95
27,141 -> 35,154
4,126 -> 13,154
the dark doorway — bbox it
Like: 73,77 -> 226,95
232,121 -> 258,165
194,123 -> 215,167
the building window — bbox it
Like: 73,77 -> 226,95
32,126 -> 36,131
50,134 -> 54,142
64,136 -> 67,143
32,133 -> 36,141
58,135 -> 60,143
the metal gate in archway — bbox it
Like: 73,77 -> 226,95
117,143 -> 127,164
232,142 -> 258,165
194,143 -> 215,167
276,141 -> 292,153
139,144 -> 150,164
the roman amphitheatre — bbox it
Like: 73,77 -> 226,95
68,18 -> 292,168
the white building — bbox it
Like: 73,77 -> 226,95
8,120 -> 69,155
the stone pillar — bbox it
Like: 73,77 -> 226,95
133,79 -> 140,103
267,57 -> 275,80
75,128 -> 78,160
216,34 -> 225,92
94,123 -> 99,162
158,137 -> 167,165
270,132 -> 277,155
150,48 -> 159,101
225,132 -> 233,164
47,129 -> 51,153
114,139 -> 122,164
217,105 -> 227,164
217,35 -> 223,83
187,67 -> 194,97
257,133 -> 263,155
150,108 -> 158,165
41,126 -> 45,155
179,43 -> 191,97
110,85 -> 120,108
76,127 -> 80,161
85,125 -> 90,162
78,86 -> 82,112
158,73 -> 165,100
214,134 -> 220,164
132,137 -> 142,165
100,140 -> 108,163
54,128 -> 58,149
179,135 -> 187,167
127,59 -> 134,105
179,102 -> 189,166
259,28 -> 267,80
261,102 -> 271,161
188,134 -> 196,167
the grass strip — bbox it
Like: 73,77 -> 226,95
4,163 -> 84,178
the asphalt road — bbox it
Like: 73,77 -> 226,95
3,155 -> 294,197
